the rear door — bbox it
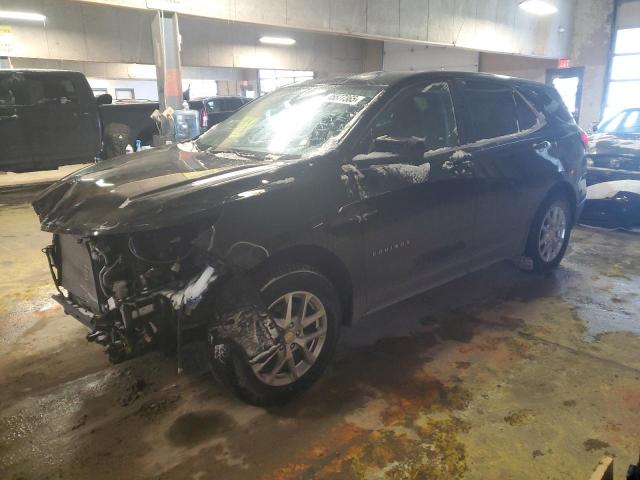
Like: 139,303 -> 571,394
25,73 -> 99,168
0,72 -> 33,171
453,78 -> 558,267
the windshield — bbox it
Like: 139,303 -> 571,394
195,84 -> 383,157
598,109 -> 640,134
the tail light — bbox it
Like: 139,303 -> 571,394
580,129 -> 589,149
200,109 -> 208,129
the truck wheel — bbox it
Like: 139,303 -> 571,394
525,195 -> 572,274
103,123 -> 131,159
209,264 -> 341,406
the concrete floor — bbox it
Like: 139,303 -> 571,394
1,191 -> 640,480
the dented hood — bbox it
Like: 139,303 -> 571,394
32,142 -> 289,236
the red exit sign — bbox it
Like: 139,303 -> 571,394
558,58 -> 571,69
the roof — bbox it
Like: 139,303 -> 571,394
0,68 -> 82,74
303,70 -> 544,89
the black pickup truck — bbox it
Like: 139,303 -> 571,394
0,69 -> 161,172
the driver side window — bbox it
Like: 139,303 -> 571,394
372,81 -> 459,153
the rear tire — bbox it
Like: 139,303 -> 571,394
525,195 -> 572,274
210,264 -> 341,406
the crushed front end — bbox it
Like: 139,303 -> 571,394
44,224 -> 278,366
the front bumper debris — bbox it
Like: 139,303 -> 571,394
52,293 -> 98,329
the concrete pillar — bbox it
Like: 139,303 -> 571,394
151,11 -> 183,111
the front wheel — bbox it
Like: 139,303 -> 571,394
210,264 -> 341,406
525,196 -> 572,274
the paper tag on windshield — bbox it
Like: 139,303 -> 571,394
326,94 -> 365,105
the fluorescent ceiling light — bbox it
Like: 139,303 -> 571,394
0,10 -> 46,22
259,36 -> 296,46
519,0 -> 558,15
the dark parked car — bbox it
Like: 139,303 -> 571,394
33,71 -> 587,405
586,108 -> 640,185
0,69 -> 157,172
188,96 -> 252,131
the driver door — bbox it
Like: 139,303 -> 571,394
345,80 -> 476,312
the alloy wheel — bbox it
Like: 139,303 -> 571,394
538,204 -> 567,263
251,291 -> 327,387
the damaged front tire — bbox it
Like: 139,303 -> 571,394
208,264 -> 341,406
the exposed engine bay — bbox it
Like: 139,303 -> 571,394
44,224 -> 278,368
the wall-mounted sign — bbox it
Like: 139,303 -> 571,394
558,58 -> 571,69
0,25 -> 12,56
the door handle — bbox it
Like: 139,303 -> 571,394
359,209 -> 378,222
0,114 -> 18,121
329,204 -> 378,228
73,112 -> 90,117
533,141 -> 552,150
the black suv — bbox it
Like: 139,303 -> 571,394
188,95 -> 252,132
33,72 -> 587,405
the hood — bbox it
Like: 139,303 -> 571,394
588,133 -> 640,157
32,143 -> 291,236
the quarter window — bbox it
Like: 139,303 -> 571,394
463,81 -> 518,141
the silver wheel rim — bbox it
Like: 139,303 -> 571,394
251,291 -> 327,387
538,204 -> 567,263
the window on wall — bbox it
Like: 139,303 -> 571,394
258,70 -> 314,96
115,88 -> 135,100
604,27 -> 640,121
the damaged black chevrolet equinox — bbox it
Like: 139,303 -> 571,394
33,72 -> 587,405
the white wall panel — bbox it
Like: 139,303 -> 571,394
383,42 -> 479,72
399,0 -> 429,41
330,0 -> 367,34
366,0 -> 400,38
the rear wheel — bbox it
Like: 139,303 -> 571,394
211,264 -> 341,406
525,196 -> 572,274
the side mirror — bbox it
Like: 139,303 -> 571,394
373,135 -> 425,156
96,93 -> 113,106
352,135 -> 424,166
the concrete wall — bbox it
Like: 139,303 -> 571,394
75,0 -> 576,58
383,43 -> 479,72
479,52 -> 557,82
2,0 -> 382,78
570,0 -> 615,129
179,16 -> 379,78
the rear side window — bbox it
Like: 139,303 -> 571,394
221,98 -> 244,110
514,92 -> 539,131
463,80 -> 518,141
10,75 -> 79,106
39,77 -> 78,104
206,99 -> 220,113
